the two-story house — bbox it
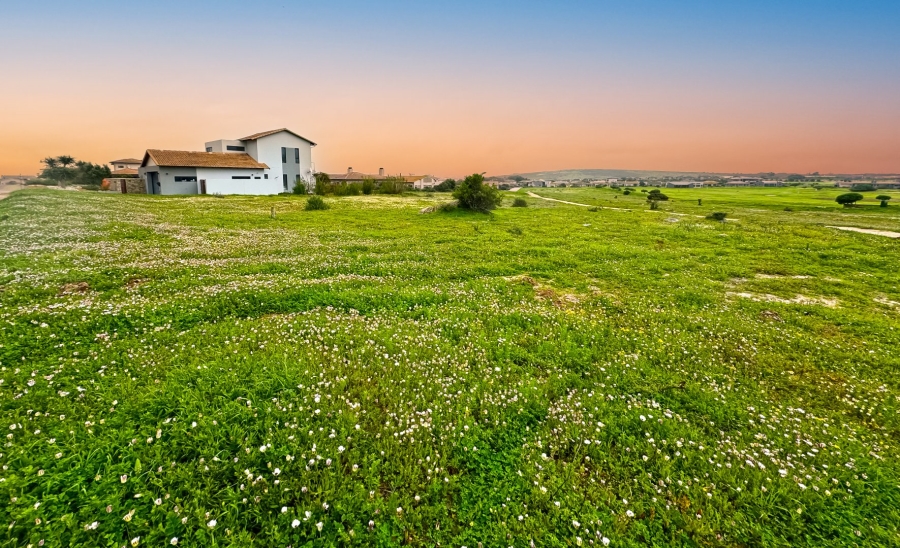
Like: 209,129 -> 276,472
139,129 -> 316,195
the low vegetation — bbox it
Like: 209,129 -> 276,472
0,186 -> 898,546
453,173 -> 502,212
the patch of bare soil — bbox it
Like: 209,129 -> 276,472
828,226 -> 900,238
59,282 -> 90,295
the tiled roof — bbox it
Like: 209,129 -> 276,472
238,128 -> 317,146
143,150 -> 269,169
111,168 -> 138,175
110,158 -> 142,164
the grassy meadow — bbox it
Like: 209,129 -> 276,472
0,186 -> 899,547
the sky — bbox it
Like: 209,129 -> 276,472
1,0 -> 899,177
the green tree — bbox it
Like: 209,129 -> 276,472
434,178 -> 456,192
361,178 -> 375,195
647,189 -> 669,201
57,155 -> 75,168
453,173 -> 501,212
876,195 -> 892,207
836,193 -> 864,207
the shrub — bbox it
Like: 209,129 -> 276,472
292,181 -> 306,195
25,178 -> 57,186
836,193 -> 863,207
707,212 -> 727,221
314,173 -> 330,196
305,195 -> 329,211
587,206 -> 600,212
362,178 -> 375,195
876,195 -> 892,207
623,189 -> 632,195
649,201 -> 659,210
436,201 -> 458,212
512,197 -> 528,207
453,173 -> 502,212
647,189 -> 669,201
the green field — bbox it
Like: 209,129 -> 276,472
1,187 -> 899,547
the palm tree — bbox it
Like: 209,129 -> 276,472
42,157 -> 60,169
57,155 -> 75,168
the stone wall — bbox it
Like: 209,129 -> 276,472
106,178 -> 146,194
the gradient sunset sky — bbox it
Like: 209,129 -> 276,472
2,0 -> 899,177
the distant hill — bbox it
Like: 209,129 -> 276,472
504,169 -> 720,180
501,169 -> 900,181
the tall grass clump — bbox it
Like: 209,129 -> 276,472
512,197 -> 528,207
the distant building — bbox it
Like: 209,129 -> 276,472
139,128 -> 316,195
109,158 -> 142,175
328,167 -> 426,187
761,180 -> 783,187
725,176 -> 763,186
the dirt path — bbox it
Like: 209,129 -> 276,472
827,226 -> 900,238
0,183 -> 24,200
526,191 -> 631,210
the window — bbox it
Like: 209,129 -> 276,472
232,176 -> 251,180
294,148 -> 300,164
264,174 -> 268,179
283,174 -> 288,190
281,147 -> 286,163
206,147 -> 212,152
174,176 -> 197,182
226,145 -> 245,151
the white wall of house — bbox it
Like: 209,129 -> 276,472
252,133 -> 314,192
204,140 -> 247,153
202,178 -> 283,195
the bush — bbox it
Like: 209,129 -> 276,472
292,181 -> 306,195
649,201 -> 659,210
512,197 -> 528,207
25,178 -> 58,186
436,201 -> 458,213
305,195 -> 329,211
453,173 -> 502,212
362,178 -> 375,195
647,189 -> 669,201
836,193 -> 863,207
314,173 -> 330,196
623,189 -> 632,195
876,195 -> 892,207
707,212 -> 727,221
587,206 -> 600,212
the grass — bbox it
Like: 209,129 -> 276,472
0,187 -> 899,547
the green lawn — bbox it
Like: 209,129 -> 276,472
0,188 -> 898,547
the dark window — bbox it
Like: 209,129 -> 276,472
232,176 -> 251,180
281,147 -> 286,163
205,147 -> 212,152
264,174 -> 268,179
199,180 -> 207,194
174,176 -> 197,182
282,174 -> 288,190
294,148 -> 300,164
226,145 -> 245,151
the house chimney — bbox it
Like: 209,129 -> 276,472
348,167 -> 353,174
379,168 -> 384,176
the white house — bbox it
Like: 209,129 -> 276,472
109,158 -> 142,176
139,128 -> 316,195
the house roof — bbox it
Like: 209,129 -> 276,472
142,150 -> 269,169
110,158 -> 142,164
111,168 -> 138,175
238,128 -> 317,146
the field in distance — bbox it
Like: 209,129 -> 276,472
0,186 -> 898,546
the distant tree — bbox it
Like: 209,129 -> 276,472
510,175 -> 527,183
836,193 -> 864,207
72,161 -> 111,186
453,173 -> 502,212
876,195 -> 892,207
377,176 -> 408,195
850,183 -> 875,192
434,178 -> 456,192
647,189 -> 669,201
42,157 -> 60,169
57,155 -> 75,168
785,174 -> 806,182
